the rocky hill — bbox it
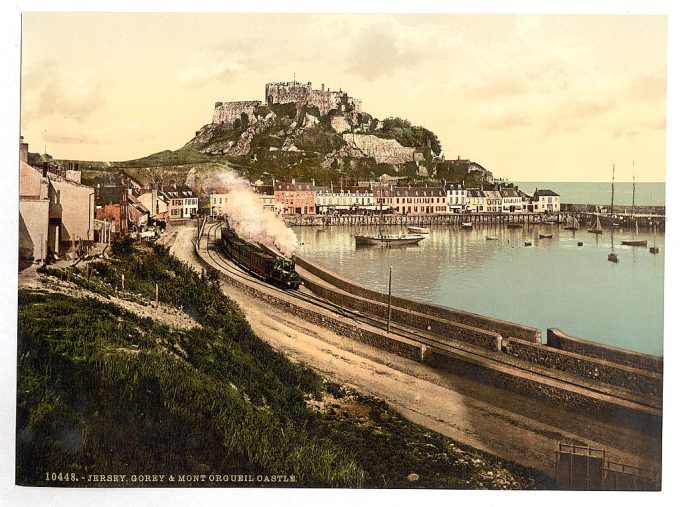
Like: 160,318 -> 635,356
66,80 -> 493,192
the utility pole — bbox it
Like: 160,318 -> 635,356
387,265 -> 393,334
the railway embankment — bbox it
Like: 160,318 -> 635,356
195,231 -> 661,435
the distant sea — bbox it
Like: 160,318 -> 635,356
515,182 -> 665,207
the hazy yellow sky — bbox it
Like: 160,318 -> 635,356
20,13 -> 667,181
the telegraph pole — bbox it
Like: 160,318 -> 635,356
387,265 -> 393,333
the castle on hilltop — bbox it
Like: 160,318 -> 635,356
212,80 -> 362,126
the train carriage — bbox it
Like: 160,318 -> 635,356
220,223 -> 301,290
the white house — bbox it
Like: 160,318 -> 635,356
466,188 -> 485,213
532,189 -> 561,212
483,189 -> 502,213
316,187 -> 375,214
499,187 -> 523,213
445,182 -> 466,213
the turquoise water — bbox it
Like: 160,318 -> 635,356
516,181 -> 665,207
294,223 -> 664,356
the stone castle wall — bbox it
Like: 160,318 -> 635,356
265,81 -> 362,116
212,100 -> 261,125
343,133 -> 416,164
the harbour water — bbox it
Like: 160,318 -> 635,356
293,223 -> 664,356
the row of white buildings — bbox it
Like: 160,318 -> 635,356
210,180 -> 560,216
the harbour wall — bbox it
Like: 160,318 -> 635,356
296,256 -> 541,343
506,338 -> 662,397
547,328 -> 663,374
301,275 -> 503,352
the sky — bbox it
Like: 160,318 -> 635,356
20,12 -> 667,182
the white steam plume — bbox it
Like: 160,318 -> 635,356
211,169 -> 298,257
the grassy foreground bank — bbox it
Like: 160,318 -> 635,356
16,241 -> 553,488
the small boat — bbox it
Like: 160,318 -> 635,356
407,226 -> 430,234
486,236 -> 499,241
577,241 -> 584,246
462,222 -> 473,229
621,240 -> 648,247
539,233 -> 553,239
588,215 -> 604,234
355,233 -> 426,246
543,220 -> 556,225
650,225 -> 659,254
506,223 -> 523,229
608,252 -> 619,263
524,241 -> 532,246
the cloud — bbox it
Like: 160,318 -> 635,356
479,111 -> 533,130
344,23 -> 420,80
463,76 -> 530,101
43,131 -> 110,146
177,59 -> 247,86
627,74 -> 666,103
22,61 -> 103,123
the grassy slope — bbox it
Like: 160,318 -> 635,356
16,242 -> 551,488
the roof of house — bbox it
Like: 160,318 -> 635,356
274,181 -> 314,192
159,186 -> 196,199
534,189 -> 560,197
467,189 -> 484,198
499,188 -> 520,198
380,186 -> 445,198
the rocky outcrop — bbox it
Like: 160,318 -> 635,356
342,133 -> 416,164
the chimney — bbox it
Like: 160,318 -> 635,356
312,178 -> 315,187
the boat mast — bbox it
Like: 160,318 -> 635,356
632,160 -> 636,216
610,163 -> 615,227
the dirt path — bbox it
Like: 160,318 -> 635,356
169,223 -> 661,475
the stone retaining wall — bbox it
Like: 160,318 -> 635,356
303,276 -> 502,352
506,338 -> 662,398
297,256 -> 540,343
425,349 -> 660,434
547,329 -> 662,374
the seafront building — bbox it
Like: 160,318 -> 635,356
273,179 -> 316,215
466,188 -> 485,213
499,187 -> 523,213
483,189 -> 502,213
315,187 -> 376,214
445,182 -> 467,213
531,189 -> 561,213
376,186 -> 447,215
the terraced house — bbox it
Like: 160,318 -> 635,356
500,187 -> 523,213
274,179 -> 315,215
377,186 -> 447,215
160,186 -> 198,221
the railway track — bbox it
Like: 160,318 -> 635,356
200,222 -> 661,413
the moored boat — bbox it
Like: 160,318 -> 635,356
407,226 -> 431,234
506,223 -> 523,229
539,233 -> 553,239
355,233 -> 425,246
621,240 -> 648,247
588,215 -> 603,234
462,222 -> 473,229
486,236 -> 499,241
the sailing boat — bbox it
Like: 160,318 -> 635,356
607,164 -> 619,262
564,215 -> 580,231
588,215 -> 603,234
621,161 -> 647,247
355,187 -> 425,246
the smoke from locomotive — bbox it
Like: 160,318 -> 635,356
210,169 -> 298,257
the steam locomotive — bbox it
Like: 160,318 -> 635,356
220,223 -> 301,290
